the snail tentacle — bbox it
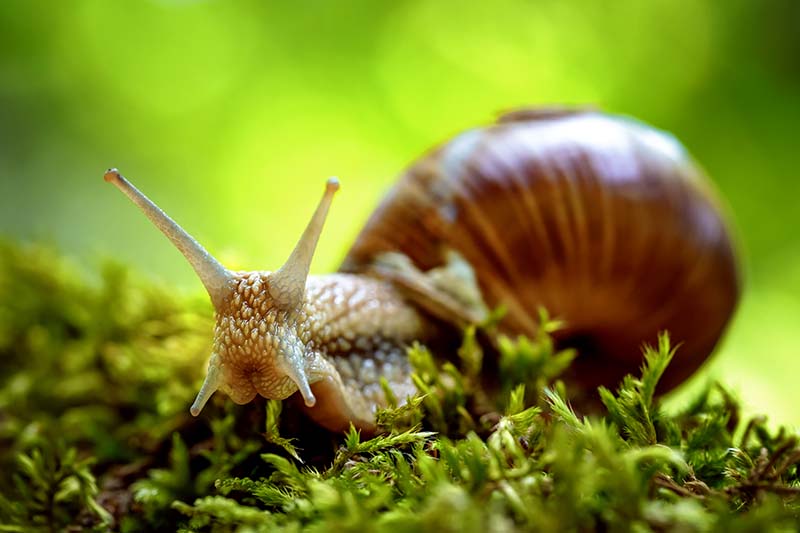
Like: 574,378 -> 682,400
269,177 -> 339,308
103,169 -> 233,308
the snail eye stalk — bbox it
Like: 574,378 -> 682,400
103,168 -> 233,309
268,177 -> 339,308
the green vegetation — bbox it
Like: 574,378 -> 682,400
1,242 -> 798,532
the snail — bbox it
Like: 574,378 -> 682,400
104,107 -> 740,434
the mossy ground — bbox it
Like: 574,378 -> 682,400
0,241 -> 798,532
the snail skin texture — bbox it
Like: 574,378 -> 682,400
104,108 -> 740,434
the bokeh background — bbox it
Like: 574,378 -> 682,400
1,1 -> 798,423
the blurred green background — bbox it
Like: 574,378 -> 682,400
1,1 -> 798,424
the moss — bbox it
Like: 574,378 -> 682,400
0,240 -> 798,532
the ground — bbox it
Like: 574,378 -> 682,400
0,241 -> 798,532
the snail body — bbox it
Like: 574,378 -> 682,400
104,108 -> 740,433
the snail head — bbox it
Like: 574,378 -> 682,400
104,169 -> 339,415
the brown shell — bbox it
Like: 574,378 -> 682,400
341,108 -> 741,393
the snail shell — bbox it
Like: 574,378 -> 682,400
342,108 -> 741,393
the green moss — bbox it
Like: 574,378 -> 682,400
1,241 -> 798,532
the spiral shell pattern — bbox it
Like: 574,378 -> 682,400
343,108 -> 741,392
